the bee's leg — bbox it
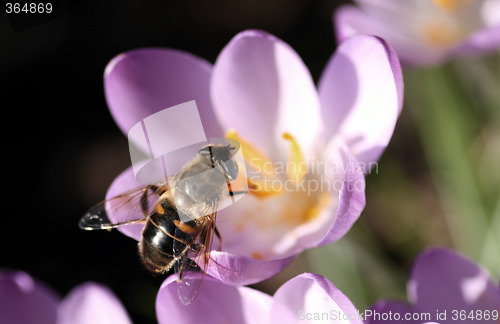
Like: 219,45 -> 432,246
207,201 -> 223,250
227,183 -> 257,197
190,242 -> 202,252
209,146 -> 216,167
175,245 -> 200,277
228,190 -> 248,196
139,188 -> 150,217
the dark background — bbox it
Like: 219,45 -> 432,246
1,1 -> 356,322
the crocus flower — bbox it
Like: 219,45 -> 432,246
156,272 -> 362,324
0,270 -> 131,324
335,0 -> 500,66
104,30 -> 403,286
366,248 -> 500,324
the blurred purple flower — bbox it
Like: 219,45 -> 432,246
104,30 -> 403,285
366,248 -> 500,324
335,0 -> 500,66
0,270 -> 131,324
156,272 -> 362,324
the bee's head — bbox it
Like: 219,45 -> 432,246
198,144 -> 239,180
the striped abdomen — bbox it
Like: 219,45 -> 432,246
139,198 -> 200,273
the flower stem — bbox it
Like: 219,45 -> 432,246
405,67 -> 492,267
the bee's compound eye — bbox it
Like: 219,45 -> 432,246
222,159 -> 239,180
198,146 -> 211,156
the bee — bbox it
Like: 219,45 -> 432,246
79,143 -> 245,305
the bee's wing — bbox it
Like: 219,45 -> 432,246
79,183 -> 168,230
173,202 -> 218,305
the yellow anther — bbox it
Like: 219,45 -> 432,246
226,129 -> 275,178
282,132 -> 307,184
225,129 -> 282,197
247,178 -> 283,198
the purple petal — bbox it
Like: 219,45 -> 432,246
57,282 -> 131,324
213,188 -> 338,262
0,270 -> 60,324
408,248 -> 500,319
334,5 -> 447,66
317,151 -> 366,246
318,34 -> 403,166
104,48 -> 222,140
156,274 -> 272,324
105,166 -> 145,241
455,25 -> 500,55
365,300 -> 417,324
205,251 -> 294,286
211,30 -> 322,161
335,5 -> 397,44
270,273 -> 363,324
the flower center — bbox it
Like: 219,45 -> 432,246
421,0 -> 476,47
225,129 -> 308,198
421,21 -> 463,47
223,129 -> 333,258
